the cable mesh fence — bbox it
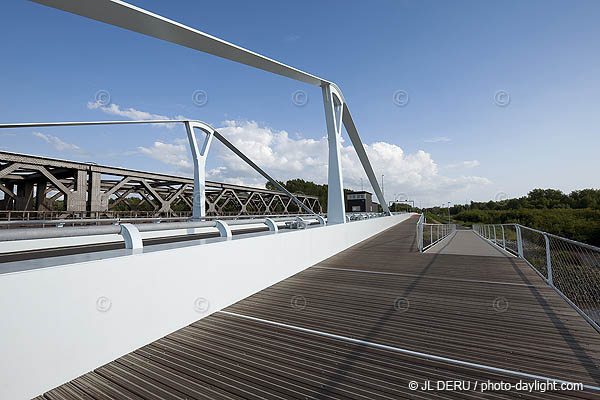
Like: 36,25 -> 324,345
547,235 -> 600,325
503,224 -> 519,255
473,223 -> 600,329
519,226 -> 549,279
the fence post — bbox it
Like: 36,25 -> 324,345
516,225 -> 524,258
544,234 -> 553,285
437,225 -> 440,241
501,225 -> 506,249
493,226 -> 497,244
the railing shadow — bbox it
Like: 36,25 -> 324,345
506,257 -> 600,385
316,232 -> 456,397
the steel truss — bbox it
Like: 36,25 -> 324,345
0,151 -> 321,218
27,0 -> 391,224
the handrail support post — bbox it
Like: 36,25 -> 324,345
516,225 -> 524,258
544,234 -> 553,285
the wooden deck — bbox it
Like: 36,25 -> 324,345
37,216 -> 600,399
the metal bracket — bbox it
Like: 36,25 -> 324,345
295,216 -> 308,229
215,220 -> 232,239
316,215 -> 326,225
120,223 -> 143,250
264,218 -> 278,232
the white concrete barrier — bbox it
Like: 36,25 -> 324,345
0,213 -> 413,399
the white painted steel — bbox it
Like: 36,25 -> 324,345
0,221 -> 299,253
341,109 -> 391,215
0,213 -> 412,399
0,120 -> 315,218
185,121 -> 214,218
322,84 -> 346,224
119,223 -> 142,249
28,0 -> 389,223
416,216 -> 457,252
215,220 -> 232,238
264,218 -> 278,232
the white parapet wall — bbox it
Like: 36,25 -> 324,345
0,213 -> 413,399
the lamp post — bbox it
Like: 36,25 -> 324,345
447,201 -> 451,224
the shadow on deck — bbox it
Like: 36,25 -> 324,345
38,216 -> 600,399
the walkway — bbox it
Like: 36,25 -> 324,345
427,230 -> 514,257
37,216 -> 600,399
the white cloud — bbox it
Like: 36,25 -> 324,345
88,101 -> 491,205
204,121 -> 490,204
87,101 -> 169,120
137,138 -> 192,171
424,136 -> 451,143
446,160 -> 480,169
87,101 -> 187,128
33,132 -> 82,152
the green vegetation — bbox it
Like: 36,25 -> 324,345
424,212 -> 447,224
266,179 -> 330,211
428,188 -> 600,246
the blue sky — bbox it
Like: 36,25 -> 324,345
1,0 -> 599,208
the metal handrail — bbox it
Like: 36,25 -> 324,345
28,0 -> 391,218
0,213 -> 320,228
0,119 -> 318,217
0,215 -> 326,242
416,213 -> 456,252
473,223 -> 600,334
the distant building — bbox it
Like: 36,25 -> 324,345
347,191 -> 379,212
371,202 -> 380,212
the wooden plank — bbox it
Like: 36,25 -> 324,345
36,217 -> 600,399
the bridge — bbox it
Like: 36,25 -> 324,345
1,1 -> 600,399
0,150 -> 322,219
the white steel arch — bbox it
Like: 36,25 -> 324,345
29,0 -> 392,221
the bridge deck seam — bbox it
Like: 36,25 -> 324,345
312,265 -> 548,288
219,310 -> 600,392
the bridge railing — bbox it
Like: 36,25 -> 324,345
417,214 -> 456,252
0,212 -> 319,229
473,223 -> 600,333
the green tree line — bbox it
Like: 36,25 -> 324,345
440,188 -> 600,246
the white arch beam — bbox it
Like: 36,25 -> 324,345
28,0 -> 391,217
